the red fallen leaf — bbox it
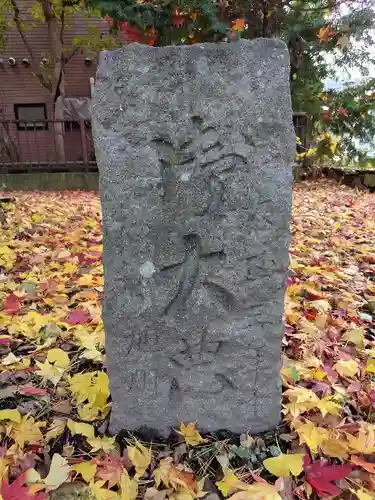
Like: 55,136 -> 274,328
94,453 -> 125,488
40,279 -> 59,294
3,294 -> 21,314
75,252 -> 100,266
18,386 -> 48,396
304,455 -> 353,497
65,309 -> 91,325
1,471 -> 47,499
304,308 -> 318,321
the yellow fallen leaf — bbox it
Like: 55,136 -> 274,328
228,484 -> 282,499
27,453 -> 70,491
91,481 -> 120,499
310,299 -> 331,312
80,347 -> 104,362
334,359 -> 359,377
365,358 -> 375,374
44,453 -> 71,489
47,348 -> 70,368
87,436 -> 116,453
89,480 -> 120,499
67,419 -> 95,439
1,352 -> 30,369
311,369 -> 327,381
216,470 -> 249,496
69,371 -> 110,418
73,461 -> 97,483
45,419 -> 66,441
350,488 -> 375,500
0,409 -> 21,423
346,428 -> 375,454
35,360 -> 65,385
57,249 -> 71,259
263,453 -> 304,477
128,440 -> 152,478
321,431 -> 349,459
342,327 -> 365,347
10,414 -> 45,448
315,397 -> 342,417
283,387 -> 320,417
119,469 -> 138,500
294,420 -> 329,454
77,403 -> 101,421
176,422 -> 205,446
154,458 -> 172,488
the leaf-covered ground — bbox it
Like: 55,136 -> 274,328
0,182 -> 375,499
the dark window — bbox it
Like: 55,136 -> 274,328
14,104 -> 48,131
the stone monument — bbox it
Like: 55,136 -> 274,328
92,39 -> 295,436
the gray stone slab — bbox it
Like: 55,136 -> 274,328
92,39 -> 295,436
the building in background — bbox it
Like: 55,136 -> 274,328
0,1 -> 107,167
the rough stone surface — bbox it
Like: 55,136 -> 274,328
92,39 -> 295,436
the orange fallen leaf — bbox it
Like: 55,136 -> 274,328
350,455 -> 375,474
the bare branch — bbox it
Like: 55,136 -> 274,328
65,46 -> 80,65
10,0 -> 52,91
10,0 -> 34,59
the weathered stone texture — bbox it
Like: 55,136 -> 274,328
92,39 -> 295,436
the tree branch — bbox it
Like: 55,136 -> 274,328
10,0 -> 34,59
64,46 -> 80,65
10,0 -> 52,91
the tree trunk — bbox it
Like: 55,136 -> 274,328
41,0 -> 66,163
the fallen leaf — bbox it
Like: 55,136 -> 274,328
65,309 -> 91,325
72,461 -> 97,483
228,484 -> 282,500
334,359 -> 359,377
350,455 -> 375,474
45,453 -> 71,490
304,455 -> 352,497
0,409 -> 21,423
216,470 -> 250,496
128,440 -> 152,478
47,348 -> 70,368
87,436 -> 116,453
45,419 -> 66,441
3,294 -> 21,314
1,472 -> 47,499
176,423 -> 205,446
365,358 -> 375,374
342,327 -> 365,347
19,386 -> 48,396
67,419 -> 95,439
263,453 -> 304,477
119,469 -> 138,500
